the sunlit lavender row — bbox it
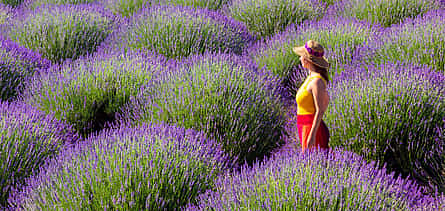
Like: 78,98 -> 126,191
21,50 -> 167,137
0,37 -> 50,101
107,5 -> 254,59
119,52 -> 287,166
324,62 -> 445,193
8,123 -> 230,210
188,149 -> 444,210
225,0 -> 327,39
371,9 -> 445,73
1,4 -> 118,63
328,0 -> 443,27
0,0 -> 444,209
0,101 -> 79,208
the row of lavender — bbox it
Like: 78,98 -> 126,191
1,0 -> 444,209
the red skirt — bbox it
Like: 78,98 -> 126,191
297,114 -> 330,152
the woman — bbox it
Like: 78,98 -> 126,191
293,40 -> 330,152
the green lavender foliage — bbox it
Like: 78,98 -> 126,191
102,0 -> 230,17
22,51 -> 165,137
329,0 -> 443,27
325,62 -> 445,193
121,53 -> 286,166
0,102 -> 79,208
226,0 -> 327,39
9,124 -> 229,210
5,4 -> 116,63
372,10 -> 445,73
118,5 -> 254,60
0,3 -> 10,23
188,149 -> 439,210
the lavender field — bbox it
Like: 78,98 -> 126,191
0,0 -> 444,209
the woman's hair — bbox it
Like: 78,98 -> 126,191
304,56 -> 329,84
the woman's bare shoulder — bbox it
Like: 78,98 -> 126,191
307,77 -> 327,93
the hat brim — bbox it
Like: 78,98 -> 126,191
292,46 -> 329,69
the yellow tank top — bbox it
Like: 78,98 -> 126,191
296,75 -> 327,115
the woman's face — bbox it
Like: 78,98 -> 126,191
300,56 -> 307,69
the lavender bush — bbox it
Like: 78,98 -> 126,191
119,53 -> 286,166
328,0 -> 443,27
8,123 -> 230,210
225,0 -> 326,39
21,51 -> 166,137
3,4 -> 117,63
372,9 -> 445,73
0,37 -> 50,101
324,62 -> 445,193
188,148 -> 442,210
248,17 -> 381,100
101,0 -> 230,17
116,5 -> 254,59
20,0 -> 96,10
162,0 -> 230,10
0,101 -> 79,208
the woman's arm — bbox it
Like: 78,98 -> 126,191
307,78 -> 329,149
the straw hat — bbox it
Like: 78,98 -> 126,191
293,40 -> 329,69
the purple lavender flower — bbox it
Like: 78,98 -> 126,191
119,52 -> 287,166
21,50 -> 167,137
187,148 -> 440,210
372,9 -> 445,73
225,0 -> 327,39
20,0 -> 95,10
0,101 -> 79,208
114,4 -> 255,59
8,123 -> 229,210
328,0 -> 444,27
324,61 -> 445,193
100,0 -> 231,17
0,36 -> 50,101
0,3 -> 11,23
3,4 -> 118,63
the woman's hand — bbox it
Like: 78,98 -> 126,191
307,135 -> 316,149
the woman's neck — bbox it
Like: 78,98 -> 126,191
309,71 -> 321,77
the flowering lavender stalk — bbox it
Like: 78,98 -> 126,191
119,52 -> 286,166
3,4 -> 117,63
372,9 -> 445,73
328,0 -> 443,27
0,3 -> 11,24
225,0 -> 327,39
101,0 -> 230,17
21,50 -> 166,137
115,5 -> 254,59
8,123 -> 230,210
321,0 -> 338,6
248,16 -> 381,101
188,148 -> 440,210
0,101 -> 79,208
325,62 -> 445,193
0,37 -> 50,101
1,0 -> 22,7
